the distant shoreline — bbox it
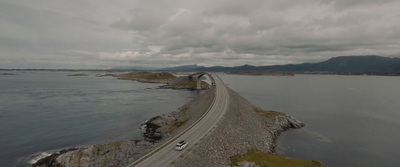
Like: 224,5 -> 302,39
227,71 -> 294,76
2,69 -> 400,77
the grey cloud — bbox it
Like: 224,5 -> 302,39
163,12 -> 212,37
0,1 -> 134,68
2,0 -> 400,69
249,14 -> 286,31
110,9 -> 169,31
202,0 -> 262,16
324,0 -> 398,10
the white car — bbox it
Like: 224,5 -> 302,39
175,140 -> 188,151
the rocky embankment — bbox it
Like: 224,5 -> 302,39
160,75 -> 210,90
142,87 -> 215,142
169,88 -> 308,167
33,74 -> 319,167
33,87 -> 215,167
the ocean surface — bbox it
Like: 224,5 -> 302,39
0,71 -> 201,167
219,74 -> 400,167
2,72 -> 400,167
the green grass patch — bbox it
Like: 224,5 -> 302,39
111,140 -> 124,148
254,107 -> 285,118
230,149 -> 325,167
67,73 -> 88,76
118,71 -> 176,81
170,119 -> 188,131
179,107 -> 189,114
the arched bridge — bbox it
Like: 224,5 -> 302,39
188,72 -> 215,89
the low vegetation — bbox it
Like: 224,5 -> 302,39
169,80 -> 209,88
254,108 -> 285,118
111,140 -> 124,148
179,107 -> 189,114
170,119 -> 188,131
230,149 -> 326,167
67,73 -> 88,76
117,71 -> 176,82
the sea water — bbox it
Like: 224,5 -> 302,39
219,74 -> 400,167
0,71 -> 200,167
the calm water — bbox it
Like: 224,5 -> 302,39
0,71 -> 200,167
219,74 -> 400,167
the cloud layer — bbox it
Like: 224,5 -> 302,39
1,0 -> 400,68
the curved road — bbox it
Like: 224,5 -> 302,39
128,73 -> 229,167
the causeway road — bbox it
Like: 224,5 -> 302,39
128,73 -> 229,167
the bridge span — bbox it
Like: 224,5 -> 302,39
188,72 -> 215,89
127,73 -> 228,167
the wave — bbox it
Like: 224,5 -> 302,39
139,119 -> 149,130
27,152 -> 51,165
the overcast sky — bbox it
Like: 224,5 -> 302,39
1,0 -> 399,69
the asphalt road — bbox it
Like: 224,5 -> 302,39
127,73 -> 229,167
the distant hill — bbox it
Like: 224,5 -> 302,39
265,55 -> 400,73
160,55 -> 400,75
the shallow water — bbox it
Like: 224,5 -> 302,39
219,74 -> 400,167
0,71 -> 200,167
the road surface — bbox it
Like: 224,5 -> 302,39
128,73 -> 229,167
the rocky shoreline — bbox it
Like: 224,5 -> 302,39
141,87 -> 215,143
33,86 -> 215,167
169,88 -> 309,167
33,73 -> 322,167
103,71 -> 211,90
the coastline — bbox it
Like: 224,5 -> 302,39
33,82 -> 215,167
33,72 -> 324,166
169,87 -> 319,166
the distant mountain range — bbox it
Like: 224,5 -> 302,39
158,55 -> 400,75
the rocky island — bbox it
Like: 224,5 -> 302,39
101,71 -> 210,90
33,72 -> 326,167
67,73 -> 88,77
